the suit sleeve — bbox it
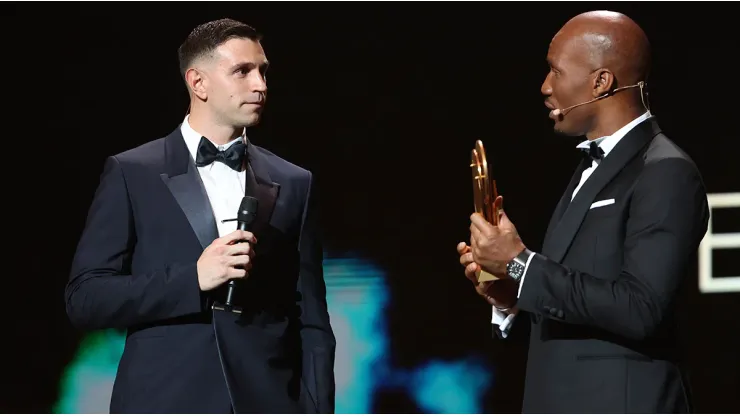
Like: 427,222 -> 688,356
516,158 -> 709,340
65,156 -> 204,331
297,171 -> 336,413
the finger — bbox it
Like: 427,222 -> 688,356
211,234 -> 233,247
470,224 -> 481,242
456,242 -> 470,255
470,221 -> 495,242
464,262 -> 479,282
227,255 -> 251,268
459,252 -> 474,266
470,227 -> 485,250
225,230 -> 257,245
470,213 -> 496,236
227,267 -> 248,279
227,242 -> 251,255
493,195 -> 504,223
211,232 -> 252,248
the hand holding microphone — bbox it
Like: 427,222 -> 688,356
197,197 -> 259,294
196,229 -> 256,292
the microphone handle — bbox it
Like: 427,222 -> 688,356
225,222 -> 250,307
225,280 -> 238,306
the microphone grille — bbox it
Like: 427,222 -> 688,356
237,196 -> 259,222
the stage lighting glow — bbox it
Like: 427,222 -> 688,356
408,358 -> 493,414
53,330 -> 125,413
323,256 -> 389,413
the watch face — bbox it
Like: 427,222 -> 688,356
507,261 -> 524,281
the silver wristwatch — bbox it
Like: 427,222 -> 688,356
506,248 -> 532,282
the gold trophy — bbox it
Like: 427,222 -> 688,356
470,140 -> 503,282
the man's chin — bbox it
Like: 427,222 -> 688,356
237,114 -> 261,128
553,126 -> 569,136
553,123 -> 579,137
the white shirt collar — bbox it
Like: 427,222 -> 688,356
576,111 -> 652,158
180,115 -> 247,162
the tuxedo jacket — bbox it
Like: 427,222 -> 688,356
65,126 -> 336,413
509,117 -> 708,413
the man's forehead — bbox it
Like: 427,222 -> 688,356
551,25 -> 580,49
547,33 -> 564,63
549,30 -> 587,61
215,38 -> 267,62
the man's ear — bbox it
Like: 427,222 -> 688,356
185,67 -> 208,101
592,68 -> 615,98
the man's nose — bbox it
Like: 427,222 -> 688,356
251,73 -> 267,93
541,73 -> 553,96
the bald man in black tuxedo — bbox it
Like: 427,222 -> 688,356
459,11 -> 708,413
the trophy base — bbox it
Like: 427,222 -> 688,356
476,269 -> 500,282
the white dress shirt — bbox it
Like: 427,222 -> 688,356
491,111 -> 653,337
181,116 -> 248,239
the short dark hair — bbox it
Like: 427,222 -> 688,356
177,18 -> 261,81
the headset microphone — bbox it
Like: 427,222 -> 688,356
552,81 -> 649,117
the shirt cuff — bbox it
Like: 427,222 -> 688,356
516,250 -> 537,298
491,307 -> 517,338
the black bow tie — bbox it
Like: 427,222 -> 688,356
195,137 -> 247,171
583,141 -> 605,162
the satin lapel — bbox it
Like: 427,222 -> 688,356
160,127 -> 219,250
541,118 -> 661,262
541,157 -> 590,252
245,143 -> 279,237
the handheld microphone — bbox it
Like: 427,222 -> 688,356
552,81 -> 648,117
224,196 -> 259,310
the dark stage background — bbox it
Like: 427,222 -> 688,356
4,2 -> 739,413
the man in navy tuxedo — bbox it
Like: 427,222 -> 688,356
65,18 -> 335,413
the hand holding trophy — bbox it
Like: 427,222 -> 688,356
470,140 -> 504,282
